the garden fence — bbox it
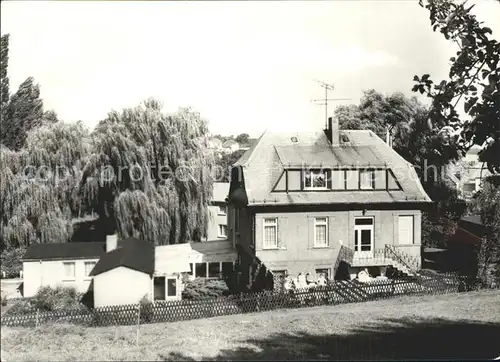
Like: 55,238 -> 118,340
0,273 -> 480,328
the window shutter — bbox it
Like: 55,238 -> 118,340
308,216 -> 313,249
328,216 -> 334,247
277,217 -> 287,249
326,170 -> 332,190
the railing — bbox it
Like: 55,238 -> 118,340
384,245 -> 419,274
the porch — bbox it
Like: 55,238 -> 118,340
350,244 -> 422,276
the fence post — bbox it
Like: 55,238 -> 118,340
136,303 -> 141,347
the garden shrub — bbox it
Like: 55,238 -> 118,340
138,294 -> 153,323
182,278 -> 230,300
31,285 -> 86,312
8,299 -> 35,314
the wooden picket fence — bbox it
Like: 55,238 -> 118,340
0,274 -> 470,328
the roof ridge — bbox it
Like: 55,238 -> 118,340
239,129 -> 267,167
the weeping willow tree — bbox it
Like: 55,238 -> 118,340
0,121 -> 92,249
80,99 -> 215,245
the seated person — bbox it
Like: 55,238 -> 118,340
296,273 -> 308,289
305,272 -> 317,288
316,273 -> 327,286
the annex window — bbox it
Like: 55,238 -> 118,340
208,262 -> 221,278
360,170 -> 375,190
314,217 -> 328,247
304,170 -> 327,190
218,205 -> 227,215
84,261 -> 96,277
218,224 -> 228,238
263,218 -> 278,249
166,278 -> 177,297
63,262 -> 76,279
195,262 -> 207,278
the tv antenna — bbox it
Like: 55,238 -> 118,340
311,80 -> 351,128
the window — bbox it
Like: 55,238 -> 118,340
63,262 -> 75,279
208,262 -> 221,278
354,217 -> 374,254
84,261 -> 96,277
304,170 -> 327,189
314,217 -> 328,247
218,224 -> 228,238
154,276 -> 165,300
195,263 -> 207,278
167,278 -> 177,297
315,268 -> 331,279
218,205 -> 227,215
360,170 -> 375,190
263,218 -> 278,249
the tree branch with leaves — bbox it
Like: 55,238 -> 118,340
413,0 -> 499,174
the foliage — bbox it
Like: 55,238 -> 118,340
1,293 -> 7,306
0,121 -> 92,249
214,149 -> 246,182
181,278 -> 230,299
80,99 -> 214,245
139,294 -> 154,323
413,0 -> 500,174
1,34 -> 9,122
467,176 -> 500,287
0,247 -> 26,277
31,285 -> 86,312
7,299 -> 34,314
235,133 -> 250,145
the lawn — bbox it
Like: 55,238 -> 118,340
1,290 -> 500,361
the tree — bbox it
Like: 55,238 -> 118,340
0,121 -> 92,249
413,0 -> 500,174
2,77 -> 44,150
468,175 -> 500,287
1,34 -> 9,123
80,99 -> 214,245
235,133 -> 250,145
214,149 -> 246,182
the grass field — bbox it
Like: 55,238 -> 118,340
2,290 -> 500,361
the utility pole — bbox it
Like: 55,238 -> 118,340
311,80 -> 351,128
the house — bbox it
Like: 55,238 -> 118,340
206,182 -> 230,241
222,139 -> 240,153
448,145 -> 492,199
21,242 -> 106,297
22,234 -> 237,307
227,117 -> 433,286
208,137 -> 223,151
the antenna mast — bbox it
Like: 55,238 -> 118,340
311,80 -> 351,128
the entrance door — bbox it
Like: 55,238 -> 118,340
354,217 -> 374,258
153,276 -> 165,301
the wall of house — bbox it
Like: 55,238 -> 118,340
241,208 -> 422,278
207,202 -> 228,240
93,267 -> 151,307
23,258 -> 99,298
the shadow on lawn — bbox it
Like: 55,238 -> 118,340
161,317 -> 500,361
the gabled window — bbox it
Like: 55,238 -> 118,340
360,170 -> 375,190
63,262 -> 75,280
304,170 -> 327,190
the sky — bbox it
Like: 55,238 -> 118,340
1,1 -> 499,137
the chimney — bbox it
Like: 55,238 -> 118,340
386,127 -> 393,148
327,116 -> 340,146
106,234 -> 118,253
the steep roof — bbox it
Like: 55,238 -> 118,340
89,237 -> 154,276
212,182 -> 230,203
233,129 -> 432,206
22,242 -> 106,261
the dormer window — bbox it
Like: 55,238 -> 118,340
304,170 -> 327,190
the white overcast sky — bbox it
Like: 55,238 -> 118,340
1,1 -> 499,137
